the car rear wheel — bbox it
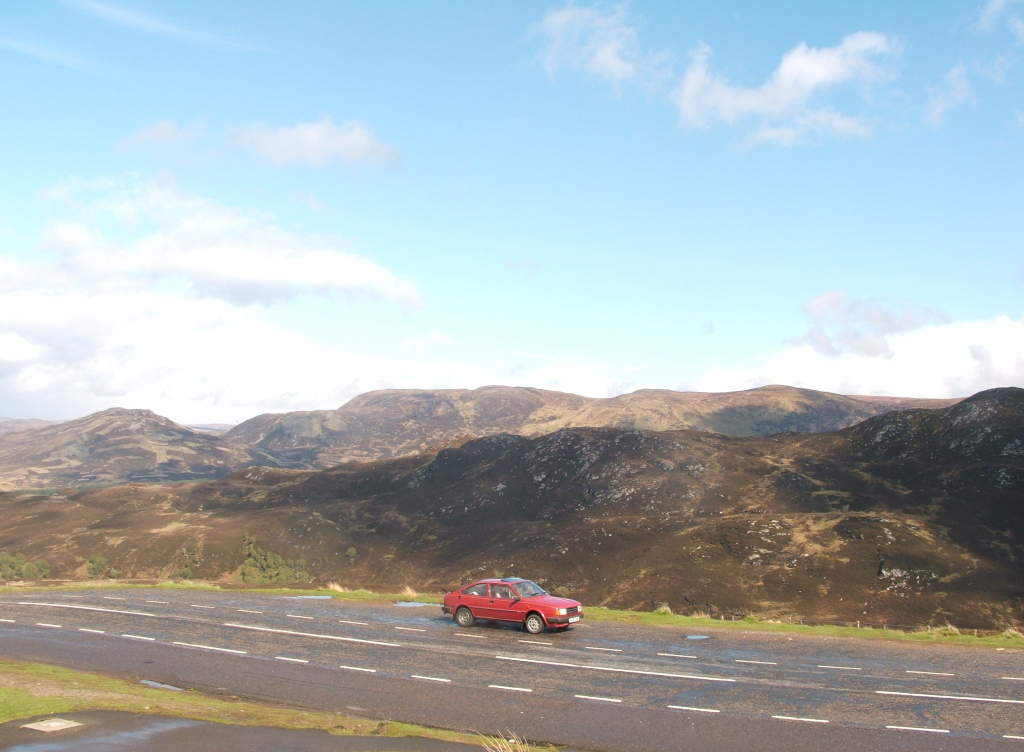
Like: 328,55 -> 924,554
524,613 -> 545,634
455,607 -> 474,628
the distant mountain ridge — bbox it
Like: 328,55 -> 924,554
0,385 -> 962,490
0,417 -> 59,436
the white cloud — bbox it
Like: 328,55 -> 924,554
977,0 -> 1024,30
231,117 -> 399,168
924,64 -> 972,127
539,2 -> 649,89
64,0 -> 256,50
672,32 -> 900,145
116,121 -> 202,153
0,35 -> 90,70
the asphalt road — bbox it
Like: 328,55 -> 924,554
2,588 -> 1023,752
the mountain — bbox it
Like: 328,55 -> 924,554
2,388 -> 1019,628
223,384 -> 961,468
0,418 -> 59,436
0,408 -> 251,491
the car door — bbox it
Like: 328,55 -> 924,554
455,583 -> 489,618
488,584 -> 517,622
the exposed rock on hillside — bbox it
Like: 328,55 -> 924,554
2,389 -> 1019,627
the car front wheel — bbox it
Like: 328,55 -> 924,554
455,607 -> 474,628
524,613 -> 545,634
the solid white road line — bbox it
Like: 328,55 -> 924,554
395,627 -> 426,632
454,632 -> 486,639
36,623 -> 61,628
339,665 -> 376,673
886,725 -> 949,734
224,622 -> 401,647
173,641 -> 246,655
237,609 -> 263,614
735,660 -> 777,665
496,655 -> 735,682
489,685 -> 532,692
78,628 -> 104,634
575,695 -> 621,703
818,665 -> 862,670
519,640 -> 552,645
275,656 -> 309,663
19,602 -> 155,618
191,605 -> 215,609
122,634 -> 155,641
287,614 -> 313,620
585,647 -> 622,652
146,600 -> 168,604
412,675 -> 450,682
877,690 -> 1024,704
657,653 -> 696,659
338,619 -> 368,626
905,670 -> 954,676
668,705 -> 720,713
0,619 -> 14,623
772,716 -> 828,724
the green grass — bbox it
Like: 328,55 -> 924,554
0,659 -> 484,746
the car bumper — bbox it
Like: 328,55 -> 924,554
441,605 -> 451,614
545,614 -> 583,625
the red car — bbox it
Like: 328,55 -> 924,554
442,578 -> 583,634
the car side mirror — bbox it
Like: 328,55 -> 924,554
512,596 -> 520,602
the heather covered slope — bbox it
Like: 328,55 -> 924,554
223,384 -> 961,468
0,408 -> 251,491
2,389 -> 1020,628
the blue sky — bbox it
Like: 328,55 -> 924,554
0,0 -> 1022,423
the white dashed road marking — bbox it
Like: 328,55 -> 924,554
454,632 -> 487,639
237,610 -> 263,614
79,628 -> 104,634
818,665 -> 861,671
395,627 -> 426,632
489,685 -> 532,692
0,619 -> 14,623
146,601 -> 169,604
20,602 -> 155,618
886,726 -> 949,734
412,675 -> 450,682
224,622 -> 401,647
287,614 -> 314,620
191,605 -> 216,610
668,705 -> 720,713
275,656 -> 309,663
122,634 -> 155,641
103,597 -> 126,601
772,716 -> 828,724
173,641 -> 246,655
1003,677 -> 1024,681
877,690 -> 1024,704
1004,735 -> 1024,740
658,653 -> 696,659
339,665 -> 376,673
576,695 -> 621,703
496,655 -> 735,682
37,623 -> 61,628
585,647 -> 622,652
905,670 -> 954,676
735,660 -> 777,665
519,640 -> 552,646
338,619 -> 368,626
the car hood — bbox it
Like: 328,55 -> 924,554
526,595 -> 581,609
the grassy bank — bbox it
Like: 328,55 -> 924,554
0,658 -> 486,746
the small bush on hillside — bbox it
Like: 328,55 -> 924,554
86,555 -> 108,578
0,551 -> 50,580
345,546 -> 357,566
240,534 -> 310,584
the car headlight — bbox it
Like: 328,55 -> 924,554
557,608 -> 567,616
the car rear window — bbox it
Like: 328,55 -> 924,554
462,584 -> 487,596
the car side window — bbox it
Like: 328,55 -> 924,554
491,585 -> 512,600
462,584 -> 487,596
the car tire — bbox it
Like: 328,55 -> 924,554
524,613 -> 545,635
455,607 -> 474,628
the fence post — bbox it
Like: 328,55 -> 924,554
856,620 -> 860,628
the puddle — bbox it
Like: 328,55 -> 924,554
284,596 -> 332,600
394,602 -> 434,607
686,635 -> 711,640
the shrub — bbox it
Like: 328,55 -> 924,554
0,550 -> 51,580
240,534 -> 310,584
87,555 -> 108,578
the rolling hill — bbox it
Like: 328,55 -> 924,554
1,388 -> 1019,628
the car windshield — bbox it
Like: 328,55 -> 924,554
512,580 -> 547,598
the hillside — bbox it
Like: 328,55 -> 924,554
2,388 -> 1019,628
223,384 -> 961,468
0,408 -> 251,491
0,417 -> 58,436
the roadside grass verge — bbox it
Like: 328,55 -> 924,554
0,659 -> 486,746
